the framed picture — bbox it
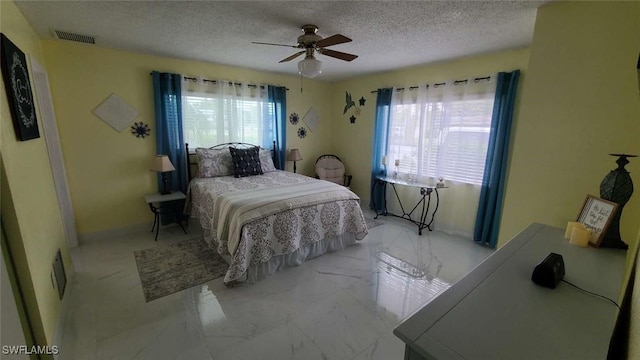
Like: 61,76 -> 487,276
1,33 -> 40,141
576,194 -> 618,247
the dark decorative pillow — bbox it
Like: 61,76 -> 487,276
229,146 -> 263,178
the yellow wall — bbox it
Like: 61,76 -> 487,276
0,0 -> 73,347
501,1 -> 640,250
41,41 -> 334,235
330,49 -> 530,206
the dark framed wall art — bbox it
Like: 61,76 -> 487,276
1,33 -> 40,141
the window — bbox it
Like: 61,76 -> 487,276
387,89 -> 494,185
181,83 -> 274,149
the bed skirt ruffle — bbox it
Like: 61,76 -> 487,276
224,232 -> 359,286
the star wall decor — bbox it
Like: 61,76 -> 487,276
359,97 -> 366,106
350,115 -> 357,124
289,113 -> 299,125
131,121 -> 150,138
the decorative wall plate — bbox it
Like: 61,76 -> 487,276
289,113 -> 299,125
297,127 -> 307,138
131,122 -> 150,138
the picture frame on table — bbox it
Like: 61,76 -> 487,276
1,33 -> 40,141
576,194 -> 618,247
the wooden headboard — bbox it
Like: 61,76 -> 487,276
185,140 -> 278,181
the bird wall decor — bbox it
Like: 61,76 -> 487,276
343,92 -> 356,114
343,91 -> 366,124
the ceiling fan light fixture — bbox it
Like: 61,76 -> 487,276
298,56 -> 322,78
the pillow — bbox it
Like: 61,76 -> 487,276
229,146 -> 263,177
316,166 -> 345,185
259,149 -> 277,173
195,148 -> 233,177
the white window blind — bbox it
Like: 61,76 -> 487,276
182,81 -> 273,149
387,85 -> 495,185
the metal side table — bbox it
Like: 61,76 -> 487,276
371,176 -> 446,235
144,191 -> 188,241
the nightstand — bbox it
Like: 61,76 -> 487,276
144,191 -> 188,241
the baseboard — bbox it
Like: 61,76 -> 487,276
51,270 -> 73,360
77,222 -> 152,244
78,219 -> 203,244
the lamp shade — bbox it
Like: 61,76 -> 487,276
287,149 -> 303,162
298,56 -> 322,78
150,155 -> 175,172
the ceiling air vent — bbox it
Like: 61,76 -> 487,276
52,29 -> 96,44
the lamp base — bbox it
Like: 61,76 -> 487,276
599,154 -> 635,250
161,173 -> 171,195
293,161 -> 297,174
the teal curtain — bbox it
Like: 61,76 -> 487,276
267,86 -> 287,169
152,71 -> 186,194
474,70 -> 520,248
369,88 -> 393,211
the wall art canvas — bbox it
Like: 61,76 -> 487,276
1,33 -> 40,141
92,93 -> 139,132
302,107 -> 318,132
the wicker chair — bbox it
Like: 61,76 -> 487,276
315,154 -> 352,187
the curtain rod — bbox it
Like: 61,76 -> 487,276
148,72 -> 289,91
183,76 -> 290,91
369,76 -> 491,94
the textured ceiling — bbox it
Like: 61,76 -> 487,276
15,1 -> 547,81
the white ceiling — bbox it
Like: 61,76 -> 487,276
15,1 -> 548,81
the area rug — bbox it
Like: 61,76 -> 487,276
366,218 -> 383,230
134,238 -> 228,302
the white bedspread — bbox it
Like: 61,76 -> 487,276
215,181 -> 360,255
186,171 -> 368,283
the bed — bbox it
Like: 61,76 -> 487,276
184,142 -> 368,285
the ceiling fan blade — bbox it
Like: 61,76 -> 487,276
316,34 -> 352,48
279,51 -> 306,63
318,48 -> 358,62
252,41 -> 299,48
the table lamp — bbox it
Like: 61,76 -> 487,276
150,155 -> 175,195
287,149 -> 303,173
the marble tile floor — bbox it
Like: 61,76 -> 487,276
58,209 -> 494,360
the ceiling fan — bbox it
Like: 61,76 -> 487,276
252,24 -> 358,78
